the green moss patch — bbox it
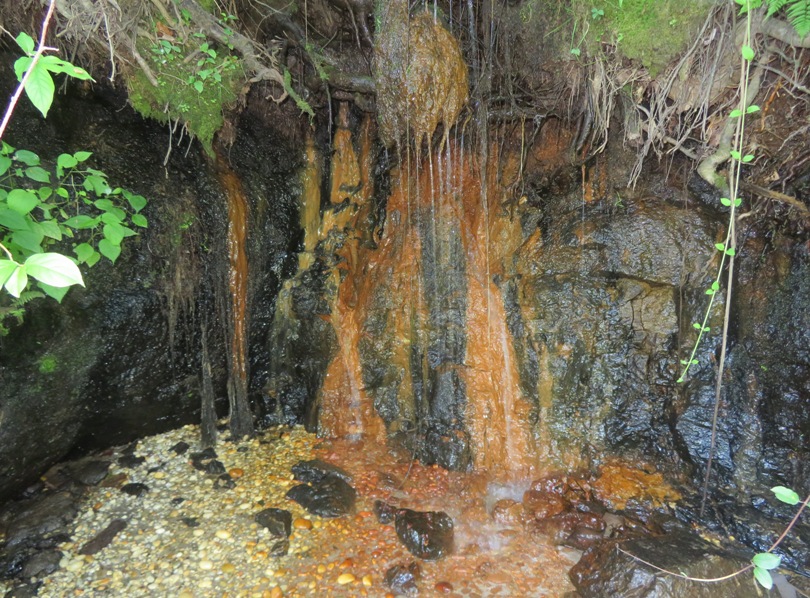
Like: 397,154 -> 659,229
127,31 -> 245,153
577,0 -> 716,76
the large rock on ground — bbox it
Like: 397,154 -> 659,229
569,530 -> 760,597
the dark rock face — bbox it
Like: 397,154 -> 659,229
0,63 -> 302,503
394,508 -> 454,560
569,530 -> 760,597
384,562 -> 421,595
285,475 -> 356,518
291,460 -> 353,485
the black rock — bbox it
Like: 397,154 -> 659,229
285,475 -> 356,518
78,519 -> 127,555
384,562 -> 421,595
120,483 -> 149,497
170,497 -> 185,505
394,508 -> 454,560
69,460 -> 111,486
373,500 -> 397,524
180,517 -> 199,528
116,454 -> 146,469
170,441 -> 190,456
190,448 -> 218,461
254,508 -> 292,538
569,529 -> 761,597
203,460 -> 226,475
3,582 -> 40,598
4,492 -> 80,550
20,550 -> 61,578
291,459 -> 353,484
267,536 -> 291,557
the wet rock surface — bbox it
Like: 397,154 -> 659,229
285,475 -> 357,518
569,529 -> 761,597
394,508 -> 455,560
384,561 -> 421,595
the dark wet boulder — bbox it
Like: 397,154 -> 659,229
384,562 -> 421,595
255,508 -> 292,538
286,475 -> 356,518
569,530 -> 760,597
394,508 -> 454,560
373,500 -> 397,524
169,441 -> 190,456
120,483 -> 149,497
20,550 -> 61,578
116,454 -> 146,469
3,492 -> 80,551
291,459 -> 353,484
254,508 -> 293,556
68,460 -> 111,486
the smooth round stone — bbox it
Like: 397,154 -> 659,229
337,573 -> 355,585
222,562 -> 236,573
199,559 -> 214,570
178,591 -> 194,598
215,529 -> 232,540
362,575 -> 373,587
293,518 -> 312,530
192,529 -> 205,537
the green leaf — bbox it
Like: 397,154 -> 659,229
715,242 -> 726,251
3,264 -> 28,297
98,238 -> 121,263
729,109 -> 742,118
786,0 -> 810,37
131,213 -> 148,228
747,105 -> 760,114
712,281 -> 720,291
0,155 -> 11,176
22,62 -> 55,118
73,243 -> 95,263
63,215 -> 99,229
706,288 -> 716,295
193,80 -> 204,93
11,228 -> 45,253
38,187 -> 53,201
734,198 -> 742,207
103,223 -> 124,245
13,149 -> 40,166
0,207 -> 31,231
25,166 -> 51,183
725,247 -> 736,256
680,359 -> 688,365
691,359 -> 698,364
38,55 -> 93,80
676,377 -> 684,383
742,45 -> 755,61
57,153 -> 78,170
15,32 -> 35,55
73,151 -> 92,162
7,189 -> 40,215
94,198 -> 115,211
752,553 -> 781,570
720,197 -> 732,207
730,150 -> 742,161
38,281 -> 70,302
742,154 -> 754,163
692,322 -> 702,330
0,260 -> 18,287
85,250 -> 101,267
771,486 -> 800,505
84,175 -> 111,195
100,211 -> 123,226
753,566 -> 773,590
25,252 -> 84,288
39,220 -> 62,240
125,192 -> 147,212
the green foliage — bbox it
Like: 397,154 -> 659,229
129,17 -> 245,152
0,142 -> 147,302
13,32 -> 93,118
762,0 -> 810,36
575,0 -> 715,76
38,354 -> 57,373
282,68 -> 315,120
772,485 -> 801,505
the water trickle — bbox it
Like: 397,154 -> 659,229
215,155 -> 254,438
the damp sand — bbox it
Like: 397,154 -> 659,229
1,425 -> 577,597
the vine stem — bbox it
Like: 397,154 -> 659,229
0,0 -> 58,141
619,492 -> 810,583
0,241 -> 14,260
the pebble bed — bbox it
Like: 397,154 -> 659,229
0,424 -> 578,597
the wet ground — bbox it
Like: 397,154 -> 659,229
0,425 -> 578,597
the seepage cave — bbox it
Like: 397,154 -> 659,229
1,0 -> 809,596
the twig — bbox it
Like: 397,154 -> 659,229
739,180 -> 809,215
619,492 -> 810,584
0,0 -> 58,140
